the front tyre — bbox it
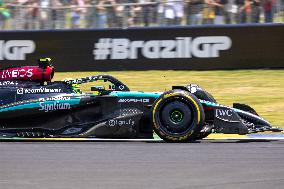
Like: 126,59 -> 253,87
152,90 -> 205,142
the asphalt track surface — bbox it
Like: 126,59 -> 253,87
1,140 -> 284,189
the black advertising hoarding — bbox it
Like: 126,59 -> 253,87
0,24 -> 283,71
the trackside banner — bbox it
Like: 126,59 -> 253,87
0,24 -> 283,71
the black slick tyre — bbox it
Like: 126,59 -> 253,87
152,90 -> 205,142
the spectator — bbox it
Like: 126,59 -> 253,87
235,0 -> 246,23
12,0 -> 29,29
186,0 -> 204,25
85,0 -> 96,28
213,0 -> 227,24
203,0 -> 215,24
51,0 -> 65,29
128,3 -> 142,27
106,0 -> 118,28
2,0 -> 284,30
115,0 -> 125,28
39,0 -> 51,29
224,0 -> 237,24
0,0 -> 10,29
96,0 -> 108,28
150,0 -> 159,25
244,0 -> 252,22
0,0 -> 4,29
157,0 -> 165,25
26,0 -> 39,29
173,0 -> 184,25
251,0 -> 260,23
263,0 -> 274,22
71,0 -> 86,28
71,8 -> 81,28
163,0 -> 176,26
142,0 -> 156,27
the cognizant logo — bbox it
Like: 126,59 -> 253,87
0,40 -> 35,60
93,37 -> 232,60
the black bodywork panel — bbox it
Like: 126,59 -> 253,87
0,76 -> 154,139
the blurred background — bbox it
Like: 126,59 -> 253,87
0,0 -> 283,30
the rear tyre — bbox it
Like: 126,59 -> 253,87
152,90 -> 205,142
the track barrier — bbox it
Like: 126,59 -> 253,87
0,24 -> 283,71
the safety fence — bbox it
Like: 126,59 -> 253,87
0,0 -> 283,30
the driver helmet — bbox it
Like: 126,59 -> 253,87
38,57 -> 52,68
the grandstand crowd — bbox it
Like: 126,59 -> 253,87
0,0 -> 283,30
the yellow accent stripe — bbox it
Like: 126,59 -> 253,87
207,134 -> 247,139
183,94 -> 201,124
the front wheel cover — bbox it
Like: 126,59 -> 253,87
152,90 -> 205,142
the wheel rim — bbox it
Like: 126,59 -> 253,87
170,109 -> 184,123
160,100 -> 193,134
